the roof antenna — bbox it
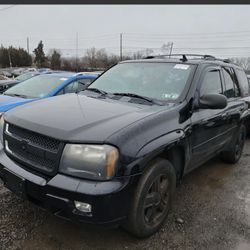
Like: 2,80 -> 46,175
180,54 -> 187,62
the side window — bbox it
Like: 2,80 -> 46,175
56,89 -> 64,96
200,69 -> 223,96
235,69 -> 249,96
78,78 -> 93,85
64,79 -> 94,94
78,78 -> 93,92
222,67 -> 240,98
64,81 -> 79,94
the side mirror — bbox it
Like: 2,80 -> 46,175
199,93 -> 227,109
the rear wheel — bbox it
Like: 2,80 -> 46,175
221,124 -> 246,164
123,158 -> 176,238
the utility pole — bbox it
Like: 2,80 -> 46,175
76,32 -> 78,72
120,33 -> 123,61
27,37 -> 30,54
169,42 -> 174,57
7,49 -> 12,68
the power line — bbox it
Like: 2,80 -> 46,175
124,30 -> 250,37
0,5 -> 16,12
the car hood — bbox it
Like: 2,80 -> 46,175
5,93 -> 174,142
0,95 -> 34,112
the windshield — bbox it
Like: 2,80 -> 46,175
89,62 -> 194,101
5,75 -> 68,98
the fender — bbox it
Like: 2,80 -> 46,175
136,130 -> 185,157
123,130 -> 188,176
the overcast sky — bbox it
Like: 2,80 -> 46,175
1,5 -> 250,58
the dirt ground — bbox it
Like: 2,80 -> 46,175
1,140 -> 250,250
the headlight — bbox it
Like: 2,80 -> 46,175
0,115 -> 4,144
59,144 -> 119,180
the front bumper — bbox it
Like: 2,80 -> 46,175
0,145 -> 139,226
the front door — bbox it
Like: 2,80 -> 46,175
188,66 -> 228,170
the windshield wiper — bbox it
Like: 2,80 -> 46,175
112,92 -> 163,105
3,93 -> 29,98
86,88 -> 107,95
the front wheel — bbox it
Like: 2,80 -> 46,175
123,158 -> 176,238
221,124 -> 246,164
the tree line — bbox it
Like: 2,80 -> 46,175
2,40 -> 250,72
0,41 -> 132,71
0,46 -> 32,68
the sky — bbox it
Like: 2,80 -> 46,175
1,5 -> 250,58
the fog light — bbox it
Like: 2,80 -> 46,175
74,201 -> 92,213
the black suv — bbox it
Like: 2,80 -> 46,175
0,54 -> 249,238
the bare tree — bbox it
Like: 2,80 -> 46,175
230,57 -> 250,71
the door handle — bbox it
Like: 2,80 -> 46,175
221,113 -> 228,120
200,120 -> 215,127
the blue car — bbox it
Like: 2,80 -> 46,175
0,72 -> 99,115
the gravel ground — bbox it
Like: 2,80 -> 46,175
1,141 -> 250,250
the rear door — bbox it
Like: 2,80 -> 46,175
220,66 -> 245,141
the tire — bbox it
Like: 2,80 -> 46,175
123,158 -> 176,238
221,124 -> 246,164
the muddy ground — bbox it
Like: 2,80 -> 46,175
1,141 -> 250,250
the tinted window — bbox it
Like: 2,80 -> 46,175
222,68 -> 240,98
90,63 -> 194,101
5,75 -> 67,98
235,69 -> 249,96
200,69 -> 222,96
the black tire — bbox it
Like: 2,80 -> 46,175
221,124 -> 246,164
123,158 -> 176,238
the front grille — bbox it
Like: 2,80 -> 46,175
4,123 -> 64,176
7,124 -> 60,152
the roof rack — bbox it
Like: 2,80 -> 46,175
144,54 -> 233,64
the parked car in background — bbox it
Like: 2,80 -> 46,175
0,70 -> 12,78
0,79 -> 19,93
15,71 -> 40,82
24,67 -> 37,73
75,71 -> 103,76
0,71 -> 41,94
0,54 -> 248,238
37,68 -> 51,73
0,71 -> 98,115
12,68 -> 25,77
0,75 -> 9,80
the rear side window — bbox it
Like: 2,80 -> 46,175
200,69 -> 223,96
235,69 -> 249,96
222,67 -> 240,98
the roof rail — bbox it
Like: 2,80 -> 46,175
144,54 -> 234,64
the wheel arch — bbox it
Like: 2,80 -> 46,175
134,130 -> 188,182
